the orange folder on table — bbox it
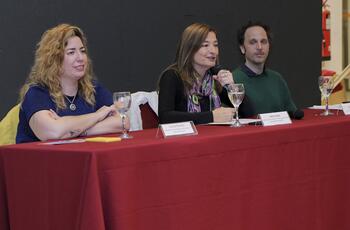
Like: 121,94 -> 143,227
85,137 -> 121,142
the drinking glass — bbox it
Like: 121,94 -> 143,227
113,91 -> 133,139
227,83 -> 245,127
318,76 -> 334,116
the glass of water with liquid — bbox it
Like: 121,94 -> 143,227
227,83 -> 245,127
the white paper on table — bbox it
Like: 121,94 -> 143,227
41,139 -> 86,145
259,111 -> 292,126
207,118 -> 261,126
308,104 -> 343,110
341,103 -> 350,115
160,121 -> 198,138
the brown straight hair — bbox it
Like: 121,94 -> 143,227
163,23 -> 219,93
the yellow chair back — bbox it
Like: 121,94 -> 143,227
0,104 -> 20,146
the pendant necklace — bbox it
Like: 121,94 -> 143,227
64,94 -> 77,111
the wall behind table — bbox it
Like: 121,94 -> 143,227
0,0 -> 320,119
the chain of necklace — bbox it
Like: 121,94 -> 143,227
64,94 -> 77,111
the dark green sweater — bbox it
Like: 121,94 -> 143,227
233,65 -> 297,117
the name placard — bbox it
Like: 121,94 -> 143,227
259,111 -> 292,126
160,121 -> 198,138
342,103 -> 350,115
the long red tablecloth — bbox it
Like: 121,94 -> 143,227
1,109 -> 350,230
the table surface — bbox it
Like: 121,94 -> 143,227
1,109 -> 350,230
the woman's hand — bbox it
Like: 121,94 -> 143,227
212,107 -> 235,123
213,70 -> 234,87
95,105 -> 117,122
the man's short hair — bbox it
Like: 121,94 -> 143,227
237,21 -> 273,46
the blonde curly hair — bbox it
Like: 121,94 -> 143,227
19,23 -> 96,109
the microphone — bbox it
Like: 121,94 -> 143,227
210,65 -> 231,90
288,109 -> 304,120
210,64 -> 224,75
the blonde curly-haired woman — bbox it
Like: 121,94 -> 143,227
16,24 -> 127,143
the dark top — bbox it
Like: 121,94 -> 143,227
233,65 -> 297,117
16,81 -> 113,143
158,68 -> 231,124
